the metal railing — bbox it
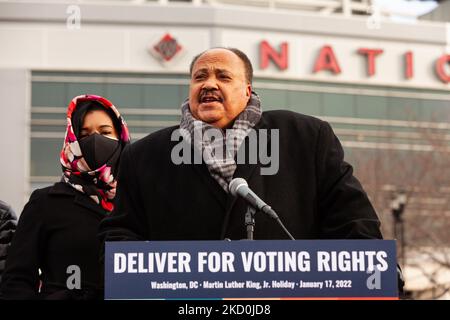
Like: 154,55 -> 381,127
14,0 -> 373,17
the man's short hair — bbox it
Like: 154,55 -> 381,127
189,47 -> 254,84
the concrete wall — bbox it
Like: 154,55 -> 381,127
0,69 -> 30,215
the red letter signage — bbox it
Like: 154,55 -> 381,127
313,45 -> 341,74
435,54 -> 450,83
405,51 -> 413,79
259,40 -> 288,70
358,48 -> 383,77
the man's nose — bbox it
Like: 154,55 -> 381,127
201,76 -> 219,90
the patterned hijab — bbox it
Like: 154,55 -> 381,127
60,94 -> 130,212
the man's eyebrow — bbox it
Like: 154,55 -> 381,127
193,68 -> 232,74
193,68 -> 208,74
216,69 -> 232,75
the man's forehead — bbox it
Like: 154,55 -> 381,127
192,49 -> 242,70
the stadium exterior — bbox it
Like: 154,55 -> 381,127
0,1 -> 449,298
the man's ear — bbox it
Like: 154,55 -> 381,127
246,84 -> 252,97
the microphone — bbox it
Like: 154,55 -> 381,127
229,178 -> 295,240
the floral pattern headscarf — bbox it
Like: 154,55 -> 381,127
60,94 -> 130,212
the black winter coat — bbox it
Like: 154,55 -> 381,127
0,200 -> 17,285
99,110 -> 382,242
0,182 -> 106,300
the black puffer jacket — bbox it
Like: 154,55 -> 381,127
0,200 -> 17,284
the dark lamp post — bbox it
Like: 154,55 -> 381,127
391,191 -> 407,267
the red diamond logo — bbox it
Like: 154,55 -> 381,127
153,33 -> 182,62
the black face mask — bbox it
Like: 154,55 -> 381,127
78,133 -> 121,171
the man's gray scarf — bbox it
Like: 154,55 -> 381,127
179,92 -> 262,192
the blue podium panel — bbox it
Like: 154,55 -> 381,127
105,240 -> 397,300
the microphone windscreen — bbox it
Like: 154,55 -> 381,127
229,178 -> 247,196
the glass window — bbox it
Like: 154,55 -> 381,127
287,91 -> 321,116
67,83 -> 106,103
30,72 -> 450,208
420,99 -> 450,123
388,97 -> 421,121
179,85 -> 189,103
322,93 -> 355,118
30,138 -> 61,177
355,95 -> 388,119
106,84 -> 143,107
143,84 -> 184,109
256,88 -> 288,110
32,82 -> 66,107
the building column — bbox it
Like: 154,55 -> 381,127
0,69 -> 30,215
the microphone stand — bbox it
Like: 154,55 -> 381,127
245,205 -> 256,240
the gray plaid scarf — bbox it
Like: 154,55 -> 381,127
180,92 -> 262,192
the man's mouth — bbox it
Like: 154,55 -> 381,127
199,95 -> 223,104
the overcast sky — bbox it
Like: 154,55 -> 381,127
373,0 -> 438,21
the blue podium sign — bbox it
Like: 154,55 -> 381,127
105,240 -> 397,300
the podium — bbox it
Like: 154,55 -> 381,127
105,240 -> 398,300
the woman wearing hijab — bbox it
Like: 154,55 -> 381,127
0,94 -> 130,300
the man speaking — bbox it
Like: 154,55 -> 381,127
99,47 -> 382,242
